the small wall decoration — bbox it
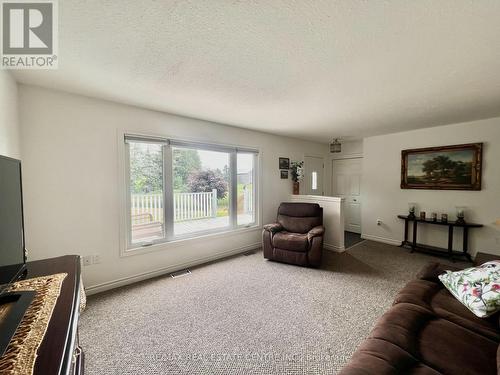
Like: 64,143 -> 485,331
280,170 -> 289,179
279,157 -> 290,170
401,143 -> 483,190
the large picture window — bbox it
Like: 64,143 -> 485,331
125,136 -> 258,249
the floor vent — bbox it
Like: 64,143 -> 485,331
243,251 -> 255,256
170,269 -> 191,279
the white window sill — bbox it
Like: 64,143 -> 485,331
121,225 -> 262,257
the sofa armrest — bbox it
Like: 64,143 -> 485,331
307,226 -> 325,241
416,262 -> 463,282
263,223 -> 283,233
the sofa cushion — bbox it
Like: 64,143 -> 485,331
341,262 -> 500,375
340,302 -> 498,375
394,279 -> 500,342
438,261 -> 500,318
340,337 -> 441,375
272,231 -> 308,252
497,344 -> 500,375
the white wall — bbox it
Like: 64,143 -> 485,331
19,85 -> 329,292
0,71 -> 21,159
362,118 -> 500,256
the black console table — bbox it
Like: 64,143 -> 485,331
398,215 -> 483,262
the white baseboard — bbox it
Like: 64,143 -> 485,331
361,233 -> 401,246
85,242 -> 261,296
324,243 -> 345,253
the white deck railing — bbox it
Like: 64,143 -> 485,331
173,189 -> 218,222
131,193 -> 164,224
132,187 -> 253,225
243,186 -> 253,213
131,189 -> 218,224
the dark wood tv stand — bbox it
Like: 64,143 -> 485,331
22,255 -> 84,375
398,215 -> 483,262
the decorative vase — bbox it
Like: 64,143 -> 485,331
293,182 -> 300,195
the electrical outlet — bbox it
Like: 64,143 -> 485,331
82,255 -> 92,266
91,254 -> 101,264
376,219 -> 382,226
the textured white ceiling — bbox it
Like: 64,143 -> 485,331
13,0 -> 500,143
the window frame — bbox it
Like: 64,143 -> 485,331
119,133 -> 260,255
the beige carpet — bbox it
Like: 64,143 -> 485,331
80,240 -> 466,374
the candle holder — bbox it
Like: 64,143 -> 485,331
441,213 -> 448,223
456,206 -> 466,224
408,202 -> 417,219
420,211 -> 426,220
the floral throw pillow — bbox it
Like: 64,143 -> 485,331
439,261 -> 500,318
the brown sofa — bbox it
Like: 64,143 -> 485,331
340,262 -> 500,375
262,202 -> 324,267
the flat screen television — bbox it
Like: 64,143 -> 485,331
0,155 -> 27,293
0,155 -> 34,357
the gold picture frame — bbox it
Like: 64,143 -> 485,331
401,143 -> 482,190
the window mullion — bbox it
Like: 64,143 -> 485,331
230,151 -> 237,228
164,144 -> 174,240
253,153 -> 258,225
125,143 -> 132,247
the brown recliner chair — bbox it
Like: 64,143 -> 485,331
263,202 -> 324,267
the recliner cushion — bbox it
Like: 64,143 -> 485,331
278,202 -> 322,217
272,231 -> 309,252
272,248 -> 308,266
277,215 -> 322,234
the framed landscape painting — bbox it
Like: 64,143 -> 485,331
401,143 -> 483,190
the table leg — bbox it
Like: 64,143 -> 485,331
448,225 -> 454,261
463,227 -> 472,262
411,221 -> 417,252
402,219 -> 409,246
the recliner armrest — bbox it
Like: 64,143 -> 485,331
263,223 -> 283,233
307,226 -> 325,241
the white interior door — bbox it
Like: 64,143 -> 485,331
332,158 -> 362,233
303,156 -> 324,195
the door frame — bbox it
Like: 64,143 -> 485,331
331,156 -> 363,195
331,156 -> 363,233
